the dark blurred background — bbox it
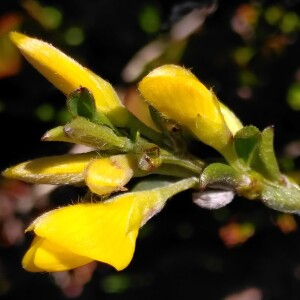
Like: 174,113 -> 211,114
0,0 -> 300,299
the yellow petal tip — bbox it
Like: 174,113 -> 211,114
9,31 -> 27,47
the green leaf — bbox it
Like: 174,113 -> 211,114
261,177 -> 300,214
200,162 -> 245,190
234,125 -> 260,165
250,126 -> 280,181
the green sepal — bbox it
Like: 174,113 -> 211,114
149,105 -> 187,154
152,164 -> 200,178
233,125 -> 260,165
124,110 -> 168,148
149,105 -> 168,133
67,87 -> 115,129
67,87 -> 94,119
63,116 -> 134,151
200,162 -> 245,190
250,126 -> 280,181
131,176 -> 179,191
129,126 -> 140,144
131,176 -> 198,197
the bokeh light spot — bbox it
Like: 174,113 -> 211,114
233,46 -> 255,66
101,274 -> 131,293
264,5 -> 283,25
280,12 -> 299,33
65,27 -> 85,46
287,83 -> 300,110
35,103 -> 55,121
139,5 -> 161,34
42,6 -> 62,29
56,107 -> 71,124
0,101 -> 5,112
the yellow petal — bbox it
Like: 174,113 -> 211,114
194,114 -> 230,149
22,237 -> 45,272
28,201 -> 139,271
138,64 -> 232,151
123,86 -> 160,132
219,102 -> 243,135
2,152 -> 98,185
85,154 -> 137,196
22,236 -> 93,272
9,31 -> 128,126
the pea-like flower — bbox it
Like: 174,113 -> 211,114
138,64 -> 243,153
22,178 -> 197,272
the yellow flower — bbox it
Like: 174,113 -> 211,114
22,178 -> 197,272
9,31 -> 129,126
138,64 -> 243,152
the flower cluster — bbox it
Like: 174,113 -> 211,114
2,32 -> 300,273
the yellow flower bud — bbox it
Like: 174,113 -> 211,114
9,31 -> 129,126
2,152 -> 99,185
138,64 -> 242,152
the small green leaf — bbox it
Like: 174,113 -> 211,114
234,125 -> 260,165
250,126 -> 280,181
200,162 -> 245,190
261,177 -> 300,214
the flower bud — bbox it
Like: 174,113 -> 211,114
138,64 -> 242,152
9,31 -> 129,126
